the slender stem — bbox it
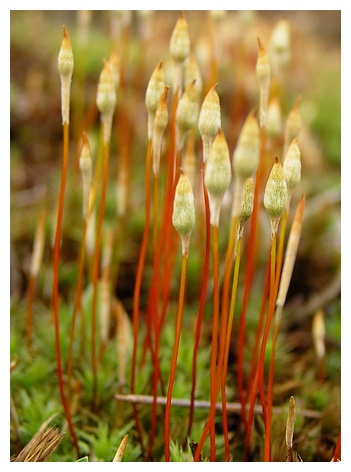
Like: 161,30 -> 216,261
153,173 -> 159,256
265,321 -> 279,461
157,95 -> 180,331
142,92 -> 178,359
274,209 -> 287,301
221,234 -> 242,461
164,253 -> 188,462
194,224 -> 220,462
52,122 -> 79,456
147,172 -> 162,460
130,138 -> 152,458
243,234 -> 277,462
209,224 -> 220,461
67,218 -> 87,394
91,136 -> 110,409
184,162 -> 210,445
261,211 -> 288,461
217,215 -> 239,402
110,96 -> 131,286
265,200 -> 303,461
237,126 -> 266,422
144,91 -> 179,458
147,281 -> 161,460
262,234 -> 277,461
245,261 -> 270,400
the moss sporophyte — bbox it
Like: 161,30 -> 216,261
11,11 -> 340,463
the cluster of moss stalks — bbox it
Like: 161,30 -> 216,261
10,11 -> 341,462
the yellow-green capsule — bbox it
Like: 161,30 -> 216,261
264,156 -> 288,236
170,12 -> 190,64
184,53 -> 203,97
96,59 -> 117,143
153,86 -> 169,176
79,132 -> 93,219
233,111 -> 260,182
145,61 -> 166,140
239,177 -> 254,233
58,26 -> 74,125
266,97 -> 283,138
96,59 -> 116,118
283,137 -> 301,196
270,19 -> 291,73
199,84 -> 221,162
176,79 -> 200,151
172,170 -> 196,256
256,38 -> 271,128
145,61 -> 165,116
205,129 -> 232,227
176,79 -> 200,133
284,96 -> 302,155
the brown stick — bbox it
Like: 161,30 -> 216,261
115,393 -> 322,419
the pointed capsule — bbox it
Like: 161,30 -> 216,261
312,309 -> 326,361
284,96 -> 302,155
184,53 -> 203,97
79,132 -> 93,219
283,138 -> 301,197
145,61 -> 166,139
153,86 -> 169,176
145,61 -> 165,115
270,19 -> 291,73
96,59 -> 116,118
30,209 -> 47,278
256,38 -> 271,128
204,129 -> 232,227
108,51 -> 121,90
58,26 -> 74,125
97,59 -> 116,143
233,111 -> 260,182
176,79 -> 200,151
199,84 -> 221,162
266,97 -> 283,138
285,396 -> 296,451
172,170 -> 196,256
170,12 -> 190,65
264,156 -> 288,236
238,177 -> 254,235
177,79 -> 200,133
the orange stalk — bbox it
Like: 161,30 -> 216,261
164,253 -> 188,461
221,233 -> 242,460
262,235 -> 277,461
52,121 -> 79,455
67,218 -> 87,394
194,224 -> 220,461
130,138 -> 152,457
146,172 -> 162,459
265,196 -> 305,460
184,162 -> 210,444
237,126 -> 266,421
243,257 -> 270,461
164,170 -> 195,461
91,137 -> 110,408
